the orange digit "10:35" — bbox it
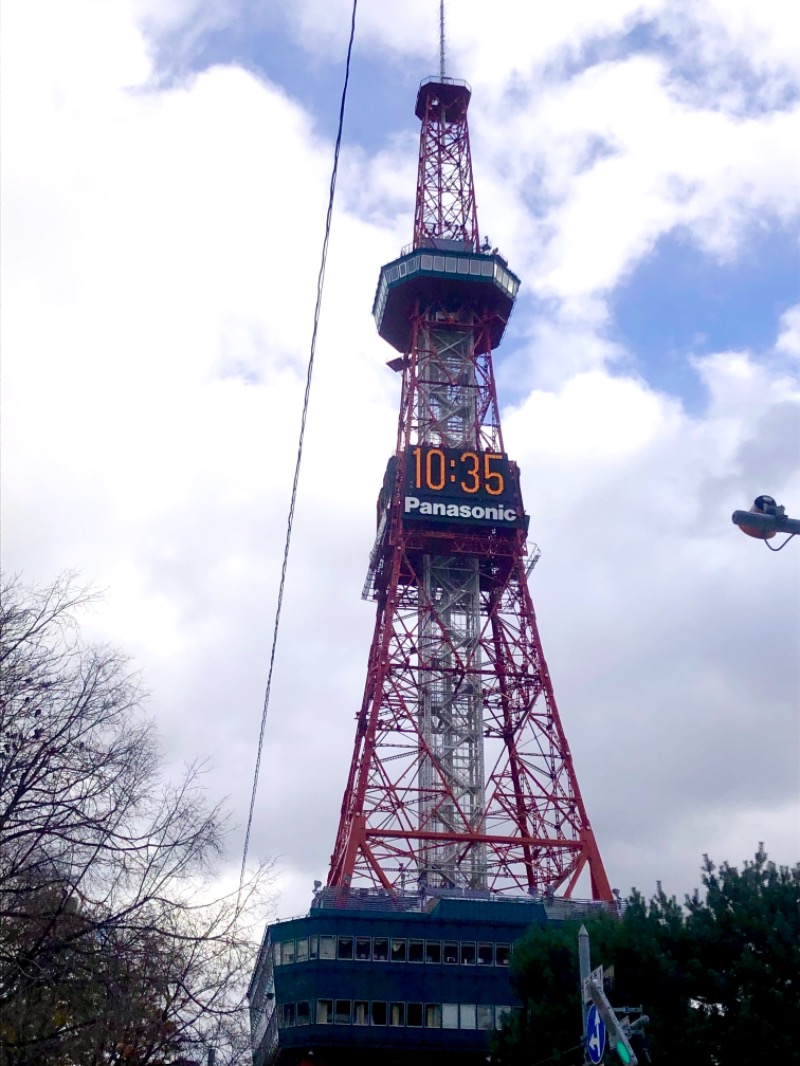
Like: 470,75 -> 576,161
412,447 -> 506,496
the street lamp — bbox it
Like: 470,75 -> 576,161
732,496 -> 799,551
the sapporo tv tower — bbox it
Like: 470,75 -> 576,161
250,49 -> 613,1066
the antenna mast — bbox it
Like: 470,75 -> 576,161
439,0 -> 446,79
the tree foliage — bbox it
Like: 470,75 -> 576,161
0,573 -> 273,1064
494,846 -> 800,1065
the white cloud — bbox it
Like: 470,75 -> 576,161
2,0 -> 798,924
776,304 -> 800,360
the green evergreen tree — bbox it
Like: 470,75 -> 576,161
493,847 -> 800,1065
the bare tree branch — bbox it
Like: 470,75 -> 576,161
0,573 -> 275,1064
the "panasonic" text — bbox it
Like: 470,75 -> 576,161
404,496 -> 517,523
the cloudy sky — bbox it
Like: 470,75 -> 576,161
3,0 -> 799,918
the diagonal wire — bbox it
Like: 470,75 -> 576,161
239,0 -> 359,890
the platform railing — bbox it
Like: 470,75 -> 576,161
265,885 -> 621,922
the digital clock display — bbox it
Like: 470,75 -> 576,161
403,445 -> 526,530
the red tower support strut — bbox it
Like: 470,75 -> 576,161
328,77 -> 612,902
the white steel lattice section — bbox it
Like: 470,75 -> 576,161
418,554 -> 486,888
413,322 -> 501,451
414,321 -> 486,888
416,326 -> 476,448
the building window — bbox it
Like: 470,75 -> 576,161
296,937 -> 308,963
496,1005 -> 513,1029
309,935 -> 319,960
335,1000 -> 351,1024
477,942 -> 493,966
460,942 -> 476,965
442,1003 -> 458,1029
495,943 -> 510,967
425,1004 -> 442,1028
443,941 -> 458,964
320,935 -> 336,960
355,936 -> 371,960
407,1003 -> 423,1027
390,1002 -> 405,1027
338,936 -> 354,960
477,1005 -> 494,1030
353,1001 -> 369,1026
425,940 -> 441,964
317,999 -> 333,1025
390,938 -> 407,963
281,1003 -> 295,1027
460,1003 -> 477,1029
272,943 -> 282,966
297,1001 -> 310,1026
408,938 -> 424,963
373,937 -> 389,961
371,1001 -> 387,1026
282,940 -> 295,964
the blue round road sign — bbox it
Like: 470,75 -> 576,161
586,1003 -> 606,1064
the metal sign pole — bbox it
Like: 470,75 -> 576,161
578,925 -> 590,1062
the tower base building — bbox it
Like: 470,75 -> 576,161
249,890 -> 615,1065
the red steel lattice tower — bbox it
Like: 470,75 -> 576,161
329,76 -> 612,902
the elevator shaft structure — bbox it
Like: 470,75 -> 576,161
329,77 -> 612,902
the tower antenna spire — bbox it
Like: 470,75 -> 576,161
439,0 -> 446,79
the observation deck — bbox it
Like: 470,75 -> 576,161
373,245 -> 521,353
415,75 -> 472,119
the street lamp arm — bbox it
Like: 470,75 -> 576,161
732,507 -> 800,539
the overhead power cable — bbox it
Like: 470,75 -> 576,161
239,0 -> 359,890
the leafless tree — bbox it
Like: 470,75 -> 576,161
0,573 -> 273,1064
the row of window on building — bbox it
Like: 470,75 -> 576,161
279,999 -> 514,1031
274,935 -> 511,967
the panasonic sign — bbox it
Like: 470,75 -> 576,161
404,496 -> 521,526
